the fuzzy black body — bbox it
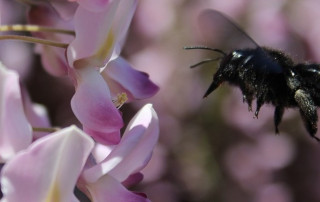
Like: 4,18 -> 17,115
204,46 -> 320,141
187,9 -> 320,141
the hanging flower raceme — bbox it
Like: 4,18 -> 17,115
24,0 -> 159,145
0,0 -> 160,201
0,104 -> 159,202
80,104 -> 159,201
1,126 -> 95,202
27,3 -> 75,76
0,59 -> 158,202
0,63 -> 32,162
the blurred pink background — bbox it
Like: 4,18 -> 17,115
2,0 -> 320,201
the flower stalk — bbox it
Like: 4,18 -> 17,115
32,127 -> 60,133
0,35 -> 68,48
0,25 -> 75,35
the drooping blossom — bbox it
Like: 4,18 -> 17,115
2,0 -> 161,201
80,104 -> 159,201
70,67 -> 123,145
0,125 -> 94,202
27,3 -> 74,76
0,104 -> 159,202
0,63 -> 32,162
27,0 -> 159,145
21,87 -> 51,140
102,57 -> 159,101
71,0 -> 112,12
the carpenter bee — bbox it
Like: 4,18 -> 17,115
185,9 -> 320,141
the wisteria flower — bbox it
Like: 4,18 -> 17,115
80,104 -> 159,201
102,57 -> 159,101
0,63 -> 32,162
26,0 -> 159,145
0,104 -> 159,202
0,125 -> 94,202
0,1 -> 160,201
27,3 -> 74,76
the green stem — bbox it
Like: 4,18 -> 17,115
0,35 -> 68,48
33,127 -> 60,133
0,25 -> 75,35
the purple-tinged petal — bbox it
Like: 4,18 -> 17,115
0,63 -> 32,162
0,125 -> 94,202
86,174 -> 150,202
21,88 -> 51,140
71,68 -> 123,145
83,104 -> 159,183
74,0 -> 112,12
84,127 -> 121,145
49,0 -> 78,20
91,143 -> 115,163
28,4 -> 74,76
28,4 -> 74,43
35,45 -> 69,76
102,57 -> 159,101
110,0 -> 138,56
67,1 -> 119,69
67,0 -> 137,69
122,172 -> 144,187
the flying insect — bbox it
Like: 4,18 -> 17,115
185,9 -> 320,141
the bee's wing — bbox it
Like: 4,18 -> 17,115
198,9 -> 259,51
198,9 -> 284,74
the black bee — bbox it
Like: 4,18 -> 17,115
185,9 -> 320,141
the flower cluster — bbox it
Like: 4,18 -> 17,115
0,0 -> 159,201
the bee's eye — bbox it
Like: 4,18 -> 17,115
232,51 -> 242,58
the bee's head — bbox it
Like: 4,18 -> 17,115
220,50 -> 247,68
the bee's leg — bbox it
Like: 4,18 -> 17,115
254,84 -> 268,118
254,101 -> 261,118
274,106 -> 284,134
254,96 -> 265,118
239,83 -> 253,111
242,95 -> 253,112
294,89 -> 320,141
242,94 -> 253,111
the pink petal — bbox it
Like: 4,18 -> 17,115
71,68 -> 123,144
27,4 -> 74,43
75,0 -> 112,12
49,0 -> 78,20
91,143 -> 115,163
21,88 -> 51,140
84,127 -> 121,145
110,0 -> 138,56
35,45 -> 69,76
0,126 -> 94,202
122,172 -> 144,187
86,174 -> 150,202
102,57 -> 159,101
28,4 -> 74,76
67,0 -> 137,69
0,64 -> 32,162
67,2 -> 119,69
83,104 -> 159,183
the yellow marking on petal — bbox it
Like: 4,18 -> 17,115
73,30 -> 115,69
113,92 -> 128,109
45,182 -> 61,202
95,29 -> 115,63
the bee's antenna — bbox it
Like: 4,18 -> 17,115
184,46 -> 226,56
189,58 -> 222,68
